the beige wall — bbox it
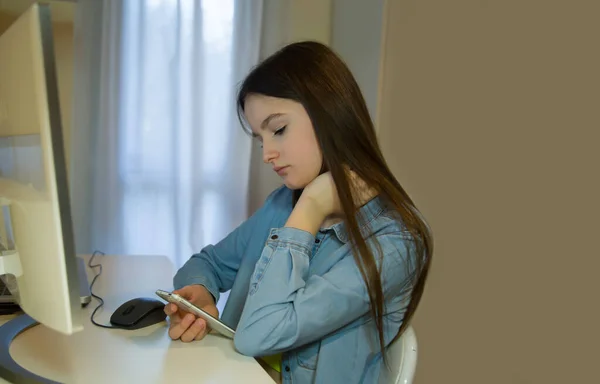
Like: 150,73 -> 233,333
0,9 -> 13,33
378,0 -> 599,383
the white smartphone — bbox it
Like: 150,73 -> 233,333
156,289 -> 235,339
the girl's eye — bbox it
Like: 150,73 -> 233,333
273,126 -> 287,136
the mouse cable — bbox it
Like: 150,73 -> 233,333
88,250 -> 124,329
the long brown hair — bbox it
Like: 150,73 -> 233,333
237,41 -> 433,359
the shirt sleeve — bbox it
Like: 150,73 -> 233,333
233,226 -> 414,357
172,188 -> 282,303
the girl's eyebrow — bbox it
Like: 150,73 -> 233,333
260,113 -> 285,129
252,113 -> 286,138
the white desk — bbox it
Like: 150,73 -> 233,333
0,254 -> 274,383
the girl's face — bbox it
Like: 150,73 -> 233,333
244,94 -> 323,190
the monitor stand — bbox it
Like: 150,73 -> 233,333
0,256 -> 92,383
0,314 -> 55,383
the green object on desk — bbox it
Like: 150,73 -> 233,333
261,353 -> 281,373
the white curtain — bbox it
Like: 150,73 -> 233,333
70,0 -> 263,268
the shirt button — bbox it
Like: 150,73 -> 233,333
285,366 -> 290,372
315,238 -> 321,243
271,235 -> 278,240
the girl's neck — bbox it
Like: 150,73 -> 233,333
321,216 -> 343,229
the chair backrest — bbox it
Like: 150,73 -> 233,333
379,325 -> 418,384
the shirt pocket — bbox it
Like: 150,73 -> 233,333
295,340 -> 321,370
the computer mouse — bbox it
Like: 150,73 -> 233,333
109,297 -> 167,330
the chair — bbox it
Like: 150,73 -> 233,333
380,325 -> 418,384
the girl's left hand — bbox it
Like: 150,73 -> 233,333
299,170 -> 377,219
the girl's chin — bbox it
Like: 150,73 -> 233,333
283,178 -> 310,191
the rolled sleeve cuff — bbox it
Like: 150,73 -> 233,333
173,276 -> 220,304
267,227 -> 315,254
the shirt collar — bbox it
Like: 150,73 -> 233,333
319,195 -> 386,243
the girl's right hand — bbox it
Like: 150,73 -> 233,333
164,284 -> 219,342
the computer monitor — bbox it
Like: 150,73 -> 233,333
0,2 -> 83,338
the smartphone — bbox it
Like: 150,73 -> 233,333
156,289 -> 235,339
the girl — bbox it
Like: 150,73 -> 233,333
165,41 -> 433,384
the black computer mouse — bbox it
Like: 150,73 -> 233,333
110,297 -> 167,330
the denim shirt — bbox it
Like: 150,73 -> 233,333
174,186 -> 417,384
